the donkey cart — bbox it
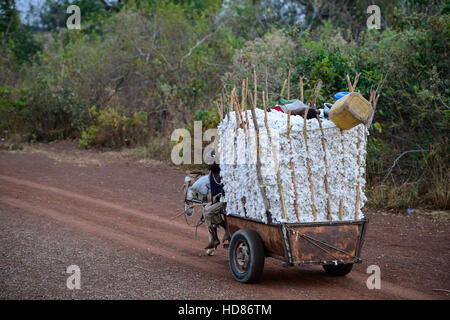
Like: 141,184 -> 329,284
224,214 -> 368,283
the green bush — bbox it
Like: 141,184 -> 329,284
192,107 -> 220,131
78,106 -> 148,149
0,80 -> 87,141
225,30 -> 295,102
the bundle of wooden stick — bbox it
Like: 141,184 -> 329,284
217,72 -> 371,223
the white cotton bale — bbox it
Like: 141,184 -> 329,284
218,108 -> 367,224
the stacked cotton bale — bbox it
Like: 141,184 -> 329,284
218,108 -> 367,224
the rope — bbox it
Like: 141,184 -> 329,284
184,213 -> 205,239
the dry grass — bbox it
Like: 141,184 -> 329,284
418,210 -> 450,222
0,139 -> 167,168
130,136 -> 172,162
0,134 -> 26,151
366,175 -> 449,211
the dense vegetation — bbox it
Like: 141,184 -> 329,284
0,0 -> 448,209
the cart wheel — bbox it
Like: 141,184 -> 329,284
228,229 -> 265,283
323,263 -> 353,276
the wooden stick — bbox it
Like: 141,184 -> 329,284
277,167 -> 288,221
375,93 -> 381,105
223,86 -> 230,121
287,110 -> 299,220
235,95 -> 243,129
265,67 -> 269,106
232,90 -> 241,125
302,105 -> 317,221
354,126 -> 362,220
352,73 -> 360,91
240,79 -> 248,132
245,77 -> 249,108
280,79 -> 287,97
339,129 -> 345,220
244,78 -> 250,131
263,92 -> 269,132
262,91 -> 269,131
241,79 -> 245,110
220,94 -> 224,120
300,76 -> 304,102
234,90 -> 247,137
229,87 -> 234,113
311,79 -> 322,108
263,92 -> 287,221
367,67 -> 390,129
244,102 -> 250,132
216,100 -> 223,122
287,69 -> 291,100
249,92 -> 272,224
254,69 -> 258,109
346,74 -> 353,92
286,109 -> 291,135
234,88 -> 243,129
316,115 -> 331,220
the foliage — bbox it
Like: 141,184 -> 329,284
225,30 -> 295,103
0,80 -> 86,141
0,0 -> 41,63
78,106 -> 148,148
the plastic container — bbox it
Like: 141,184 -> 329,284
284,99 -> 308,111
329,92 -> 372,130
334,92 -> 350,101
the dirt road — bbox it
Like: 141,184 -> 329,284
0,144 -> 448,299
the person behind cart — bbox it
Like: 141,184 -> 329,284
203,150 -> 230,251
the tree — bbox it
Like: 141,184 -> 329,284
0,0 -> 40,62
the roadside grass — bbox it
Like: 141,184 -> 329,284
0,134 -> 29,151
130,136 -> 172,162
366,173 -> 449,211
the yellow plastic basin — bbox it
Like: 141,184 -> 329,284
329,92 -> 372,130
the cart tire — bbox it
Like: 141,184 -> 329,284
228,229 -> 265,283
323,263 -> 353,276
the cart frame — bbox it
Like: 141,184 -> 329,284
225,214 -> 368,267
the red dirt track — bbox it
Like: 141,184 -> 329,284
0,145 -> 448,299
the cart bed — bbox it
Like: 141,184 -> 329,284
225,215 -> 368,266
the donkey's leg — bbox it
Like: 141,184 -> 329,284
205,227 -> 217,255
218,220 -> 231,243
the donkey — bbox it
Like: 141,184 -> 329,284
183,174 -> 228,256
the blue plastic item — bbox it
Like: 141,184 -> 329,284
334,92 -> 350,101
